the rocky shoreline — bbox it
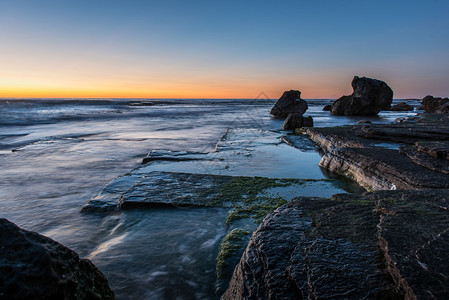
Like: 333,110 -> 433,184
224,79 -> 449,298
305,114 -> 449,191
2,77 -> 449,298
224,189 -> 449,299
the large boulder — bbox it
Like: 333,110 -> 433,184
331,76 -> 393,116
270,90 -> 308,119
0,218 -> 115,299
422,95 -> 449,113
282,113 -> 313,130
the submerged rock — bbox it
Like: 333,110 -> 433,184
224,190 -> 449,299
331,76 -> 393,116
390,101 -> 414,111
422,95 -> 449,113
142,150 -> 205,164
270,90 -> 308,119
281,113 -> 313,130
357,120 -> 372,124
0,218 -> 114,300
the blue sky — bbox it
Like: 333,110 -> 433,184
1,0 -> 448,98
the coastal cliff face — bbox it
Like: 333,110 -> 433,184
224,190 -> 449,299
0,218 -> 115,300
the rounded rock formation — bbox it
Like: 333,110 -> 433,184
0,218 -> 115,299
270,90 -> 308,119
422,95 -> 449,113
331,76 -> 393,116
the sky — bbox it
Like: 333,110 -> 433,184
0,0 -> 448,99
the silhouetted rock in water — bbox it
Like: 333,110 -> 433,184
270,90 -> 308,119
422,95 -> 449,113
304,114 -> 449,190
281,113 -> 313,130
390,101 -> 414,111
357,120 -> 372,124
224,190 -> 449,299
331,76 -> 393,116
322,104 -> 332,111
0,218 -> 114,300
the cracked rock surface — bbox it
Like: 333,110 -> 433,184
224,190 -> 449,299
305,114 -> 449,191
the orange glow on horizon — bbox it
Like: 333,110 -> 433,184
0,80 -> 351,100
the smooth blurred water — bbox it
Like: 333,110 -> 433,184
0,98 -> 419,299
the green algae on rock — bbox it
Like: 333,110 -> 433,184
216,228 -> 250,279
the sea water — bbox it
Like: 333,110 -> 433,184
0,98 -> 419,299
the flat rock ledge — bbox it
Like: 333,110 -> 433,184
0,218 -> 115,299
224,190 -> 449,299
304,114 -> 449,191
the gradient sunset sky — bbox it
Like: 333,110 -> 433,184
1,0 -> 448,99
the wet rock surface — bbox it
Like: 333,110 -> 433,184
390,101 -> 414,111
322,104 -> 332,111
305,114 -> 449,190
270,90 -> 308,119
416,140 -> 449,160
281,113 -> 313,130
422,95 -> 449,113
84,128 -> 353,211
224,190 -> 449,299
142,150 -> 205,164
399,145 -> 449,174
330,76 -> 393,116
0,218 -> 114,300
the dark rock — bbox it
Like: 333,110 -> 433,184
305,115 -> 449,190
322,104 -> 332,111
357,120 -> 372,124
319,146 -> 449,190
390,101 -> 414,111
83,171 -> 326,211
331,76 -> 393,116
270,90 -> 308,119
142,150 -> 205,164
303,116 -> 313,127
281,114 -> 313,130
353,120 -> 449,144
224,190 -> 449,299
399,145 -> 449,174
281,135 -> 317,152
422,95 -> 449,113
0,218 -> 114,300
416,141 -> 449,160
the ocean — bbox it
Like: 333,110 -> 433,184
0,98 -> 419,299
